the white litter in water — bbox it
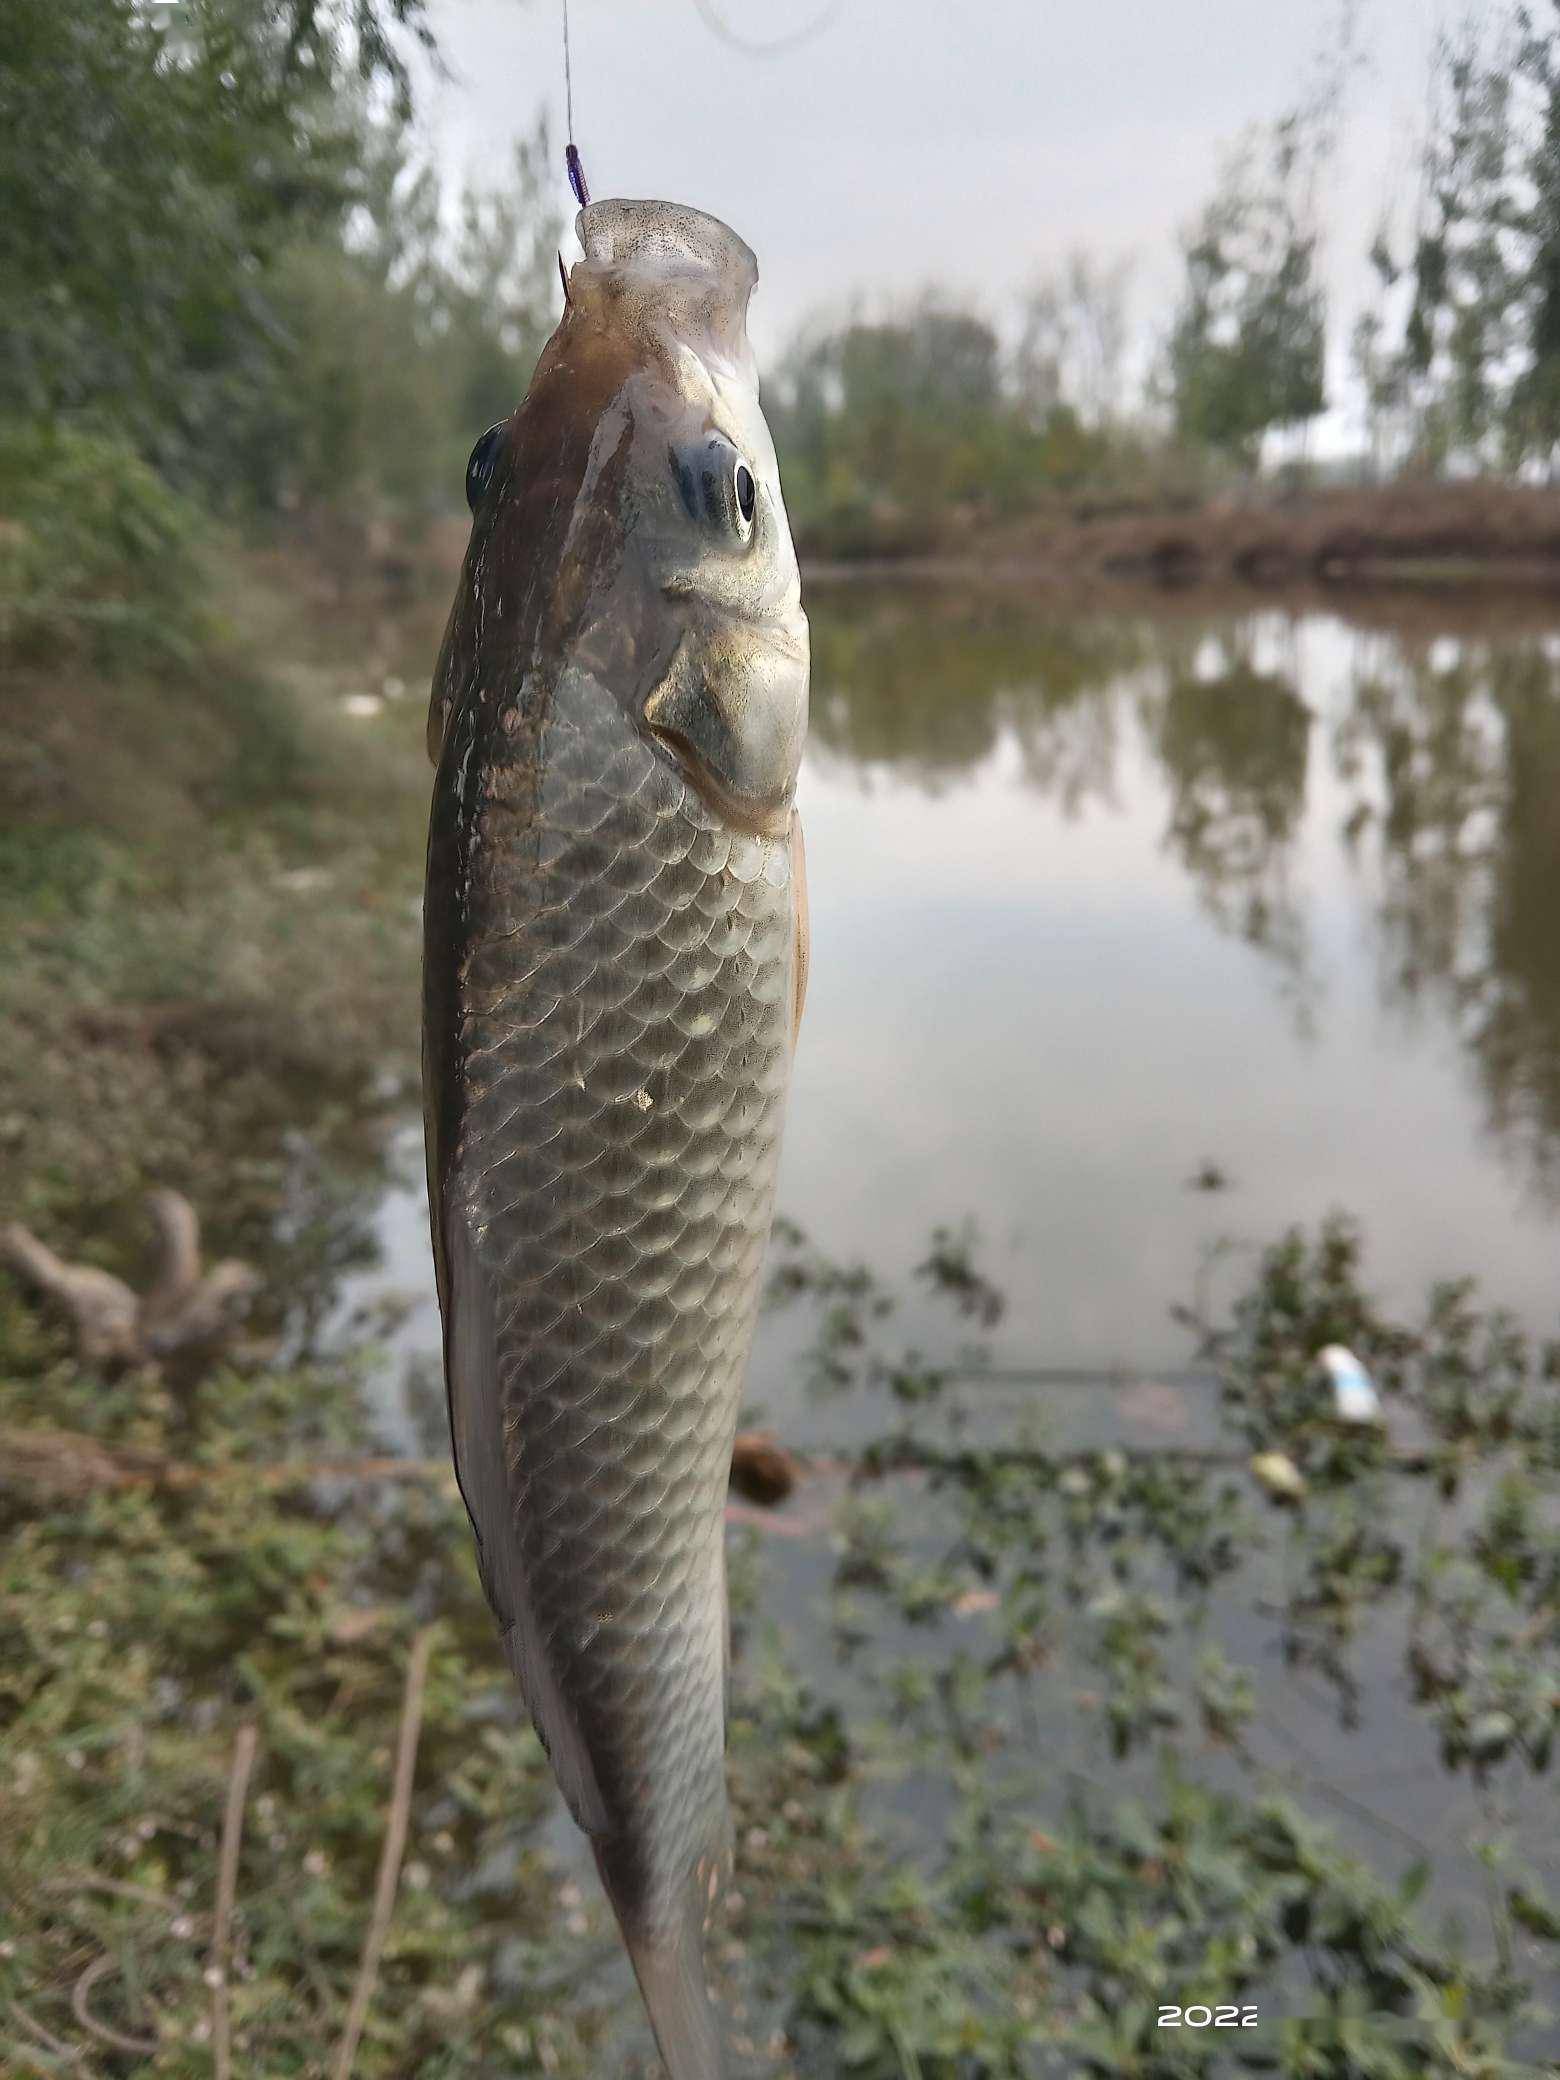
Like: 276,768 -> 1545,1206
1316,1343 -> 1385,1425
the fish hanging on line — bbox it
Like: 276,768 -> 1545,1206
422,195 -> 810,2079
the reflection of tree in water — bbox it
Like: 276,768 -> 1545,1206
806,593 -> 1560,1191
810,593 -> 1319,1014
1145,641 -> 1314,1007
806,591 -> 1149,809
1338,636 -> 1560,1199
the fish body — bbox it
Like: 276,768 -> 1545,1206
422,199 -> 808,2077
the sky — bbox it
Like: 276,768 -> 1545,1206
413,0 -> 1442,433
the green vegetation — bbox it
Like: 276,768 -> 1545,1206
771,298 -> 1157,560
1358,0 -> 1560,472
1164,126 -> 1327,471
6,1137 -> 1558,2071
749,1213 -> 1560,2076
9,0 -> 1560,586
0,425 -> 210,671
0,0 -> 559,670
6,3 -> 1560,2072
0,535 -> 430,1264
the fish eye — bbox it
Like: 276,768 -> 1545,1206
465,423 -> 506,513
670,438 -> 757,544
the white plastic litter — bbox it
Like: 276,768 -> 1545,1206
1316,1343 -> 1385,1425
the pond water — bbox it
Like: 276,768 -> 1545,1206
350,584 -> 1560,1437
324,581 -> 1560,2066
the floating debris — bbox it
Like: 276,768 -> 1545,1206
1250,1450 -> 1307,1503
729,1430 -> 801,1506
1316,1342 -> 1385,1425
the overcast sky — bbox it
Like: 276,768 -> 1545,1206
414,0 -> 1441,429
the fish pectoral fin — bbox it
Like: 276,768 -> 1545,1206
443,1216 -> 610,1837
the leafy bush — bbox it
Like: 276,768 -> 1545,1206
0,423 -> 210,668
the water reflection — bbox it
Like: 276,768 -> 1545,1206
809,595 -> 1145,806
1338,632 -> 1560,1201
806,586 -> 1560,1220
1152,649 -> 1312,991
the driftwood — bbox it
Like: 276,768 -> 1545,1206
1,1190 -> 259,1370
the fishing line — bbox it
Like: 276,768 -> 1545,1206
689,0 -> 843,57
561,0 -> 590,207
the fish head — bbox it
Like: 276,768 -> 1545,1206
433,197 -> 808,836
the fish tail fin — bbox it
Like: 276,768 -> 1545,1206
594,1833 -> 729,2080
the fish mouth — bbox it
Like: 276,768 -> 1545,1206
570,199 -> 761,378
578,198 -> 758,298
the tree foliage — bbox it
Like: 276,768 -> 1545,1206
1016,253 -> 1134,428
259,116 -> 561,516
771,291 -> 1152,556
0,0 -> 561,658
0,0 -> 359,488
1360,1 -> 1560,472
1165,125 -> 1329,465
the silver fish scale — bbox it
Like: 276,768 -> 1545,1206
450,669 -> 794,1929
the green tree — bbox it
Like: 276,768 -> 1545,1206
1508,0 -> 1560,465
1165,124 -> 1328,467
443,119 -> 563,443
0,0 -> 441,496
1400,19 -> 1521,467
263,114 -> 562,519
1359,5 -> 1560,473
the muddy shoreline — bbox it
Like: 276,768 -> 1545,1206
796,478 -> 1560,598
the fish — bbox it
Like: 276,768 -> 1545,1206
421,197 -> 810,2079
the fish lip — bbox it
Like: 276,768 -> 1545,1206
643,720 -> 793,837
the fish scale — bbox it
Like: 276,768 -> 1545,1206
428,663 -> 794,1934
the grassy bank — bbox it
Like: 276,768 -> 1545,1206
0,527 -> 432,1272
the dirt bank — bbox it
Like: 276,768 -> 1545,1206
802,479 -> 1560,595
